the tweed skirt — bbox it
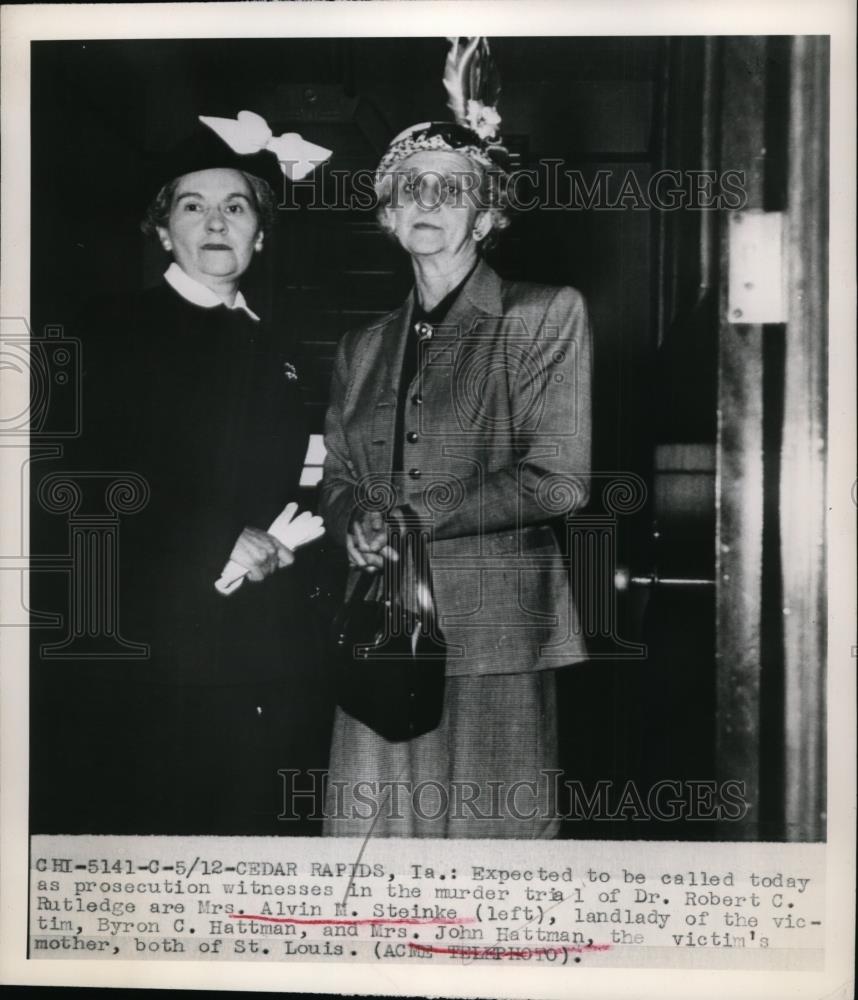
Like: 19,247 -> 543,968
322,670 -> 560,839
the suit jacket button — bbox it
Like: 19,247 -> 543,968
409,468 -> 421,480
414,322 -> 433,340
406,431 -> 419,443
412,394 -> 423,405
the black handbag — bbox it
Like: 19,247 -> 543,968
332,523 -> 446,742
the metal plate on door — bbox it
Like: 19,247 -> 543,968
727,210 -> 787,324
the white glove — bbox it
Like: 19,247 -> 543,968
215,502 -> 325,595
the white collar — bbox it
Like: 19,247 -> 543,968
164,263 -> 260,322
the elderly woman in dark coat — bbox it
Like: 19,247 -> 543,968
320,40 -> 593,838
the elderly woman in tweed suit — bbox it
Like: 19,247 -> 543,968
320,110 -> 592,838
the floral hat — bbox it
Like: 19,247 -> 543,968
375,37 -> 510,185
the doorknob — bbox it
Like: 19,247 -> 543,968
614,567 -> 715,591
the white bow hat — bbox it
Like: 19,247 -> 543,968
144,110 -> 333,205
199,110 -> 333,182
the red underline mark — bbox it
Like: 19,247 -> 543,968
228,913 -> 476,927
409,942 -> 612,958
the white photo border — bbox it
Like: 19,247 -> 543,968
1,2 -> 855,997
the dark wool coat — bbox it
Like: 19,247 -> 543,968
71,280 -> 313,686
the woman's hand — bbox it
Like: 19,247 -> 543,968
346,509 -> 398,573
228,526 -> 295,583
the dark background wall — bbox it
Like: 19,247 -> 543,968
30,37 -> 727,837
31,37 -> 660,467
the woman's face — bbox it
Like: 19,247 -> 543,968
383,150 -> 489,260
157,168 -> 263,288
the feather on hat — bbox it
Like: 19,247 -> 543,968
375,37 -> 509,183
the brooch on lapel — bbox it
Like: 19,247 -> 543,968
283,361 -> 299,383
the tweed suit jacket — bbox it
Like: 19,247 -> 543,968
320,259 -> 592,677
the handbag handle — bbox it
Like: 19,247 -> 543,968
386,508 -> 439,637
339,507 -> 438,632
341,558 -> 379,609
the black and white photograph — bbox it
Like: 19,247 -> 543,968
1,1 -> 854,996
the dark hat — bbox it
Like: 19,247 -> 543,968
143,110 -> 332,207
